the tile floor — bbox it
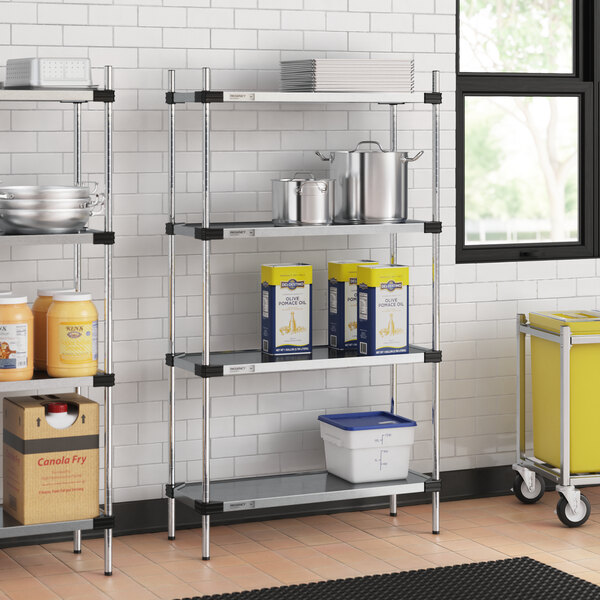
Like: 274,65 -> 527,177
1,488 -> 600,599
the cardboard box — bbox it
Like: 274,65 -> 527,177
261,263 -> 312,355
3,393 -> 99,525
357,264 -> 410,356
328,260 -> 377,351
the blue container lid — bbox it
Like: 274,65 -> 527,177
318,411 -> 416,431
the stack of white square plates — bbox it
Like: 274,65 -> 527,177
280,59 -> 414,92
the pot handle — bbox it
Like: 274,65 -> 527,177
89,193 -> 105,216
315,151 -> 332,161
81,181 -> 98,194
0,193 -> 14,200
299,181 -> 327,194
292,172 -> 316,180
353,140 -> 385,152
402,150 -> 424,163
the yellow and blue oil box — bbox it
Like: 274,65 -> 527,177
261,263 -> 312,355
328,260 -> 377,351
357,264 -> 409,356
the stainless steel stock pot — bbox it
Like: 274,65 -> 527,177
316,141 -> 423,223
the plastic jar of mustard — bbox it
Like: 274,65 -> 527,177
33,288 -> 76,371
0,296 -> 33,382
47,293 -> 98,378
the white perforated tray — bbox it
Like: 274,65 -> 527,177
5,58 -> 92,88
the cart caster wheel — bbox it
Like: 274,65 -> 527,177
513,473 -> 545,504
557,494 -> 591,528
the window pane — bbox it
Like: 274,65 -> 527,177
464,96 -> 578,245
460,0 -> 573,73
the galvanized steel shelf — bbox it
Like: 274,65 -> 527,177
0,509 -> 113,540
171,220 -> 441,240
0,87 -> 113,103
173,345 -> 438,378
0,229 -> 112,247
0,71 -> 115,574
0,370 -> 113,393
165,68 -> 442,558
167,90 -> 441,105
173,471 -> 436,514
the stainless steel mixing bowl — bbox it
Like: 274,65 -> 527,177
0,185 -> 94,201
0,206 -> 93,234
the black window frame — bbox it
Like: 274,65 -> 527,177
456,0 -> 597,263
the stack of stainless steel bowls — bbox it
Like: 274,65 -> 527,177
0,185 -> 102,234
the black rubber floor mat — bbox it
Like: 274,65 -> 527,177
175,557 -> 600,600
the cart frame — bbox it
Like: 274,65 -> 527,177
514,313 -> 600,524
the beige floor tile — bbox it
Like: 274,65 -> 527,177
81,570 -> 160,600
0,494 -> 598,598
190,579 -> 245,596
421,552 -> 474,567
0,577 -> 61,600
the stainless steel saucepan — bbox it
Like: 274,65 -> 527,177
316,141 -> 423,223
272,172 -> 335,226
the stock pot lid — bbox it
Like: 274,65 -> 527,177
274,177 -> 333,183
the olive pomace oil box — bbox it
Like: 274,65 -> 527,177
357,264 -> 409,355
261,263 -> 312,355
328,260 -> 377,351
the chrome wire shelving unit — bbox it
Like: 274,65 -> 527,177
0,68 -> 115,575
165,68 -> 442,559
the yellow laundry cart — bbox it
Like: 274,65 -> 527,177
512,311 -> 600,528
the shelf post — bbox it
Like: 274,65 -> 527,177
73,101 -> 83,555
73,101 -> 83,292
103,65 -> 114,576
168,69 -> 177,541
516,314 -> 526,460
201,66 -> 212,560
559,325 -> 571,487
431,70 -> 441,535
388,103 -> 399,517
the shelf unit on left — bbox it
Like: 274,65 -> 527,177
0,67 -> 115,576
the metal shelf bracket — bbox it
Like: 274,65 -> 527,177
194,500 -> 225,515
93,515 -> 115,530
93,89 -> 115,103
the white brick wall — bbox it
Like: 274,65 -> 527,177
0,0 -> 565,505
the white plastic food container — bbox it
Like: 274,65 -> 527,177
5,58 -> 92,88
318,411 -> 416,483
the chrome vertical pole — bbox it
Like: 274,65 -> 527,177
167,70 -> 177,541
103,65 -> 114,576
516,314 -> 526,460
201,67 -> 212,560
431,71 -> 441,535
74,102 -> 82,292
559,325 -> 571,488
73,102 -> 83,555
389,103 -> 398,517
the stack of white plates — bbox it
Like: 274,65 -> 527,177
280,59 -> 414,92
